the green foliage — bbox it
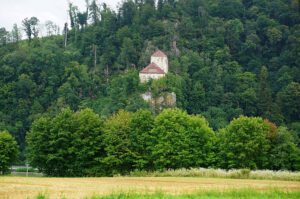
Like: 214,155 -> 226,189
26,108 -> 104,176
15,167 -> 35,172
277,82 -> 300,123
71,109 -> 105,176
1,0 -> 300,172
218,116 -> 271,170
151,109 -> 215,170
150,73 -> 187,110
26,107 -> 300,176
269,127 -> 300,171
35,193 -> 48,199
258,66 -> 273,119
0,131 -> 19,174
102,110 -> 134,175
22,17 -> 39,41
129,109 -> 155,170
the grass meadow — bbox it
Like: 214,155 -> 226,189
0,176 -> 299,199
84,190 -> 300,199
34,190 -> 300,199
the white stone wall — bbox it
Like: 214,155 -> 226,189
139,73 -> 165,83
151,56 -> 168,73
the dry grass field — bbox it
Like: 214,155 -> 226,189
0,176 -> 300,199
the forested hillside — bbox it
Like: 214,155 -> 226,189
0,0 -> 300,160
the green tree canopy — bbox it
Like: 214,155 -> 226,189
218,116 -> 271,170
152,109 -> 215,170
102,110 -> 134,175
0,131 -> 19,174
26,108 -> 104,176
269,126 -> 300,171
129,109 -> 155,170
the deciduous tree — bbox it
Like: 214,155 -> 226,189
218,116 -> 270,169
0,131 -> 19,174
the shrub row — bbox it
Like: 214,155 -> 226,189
26,108 -> 300,176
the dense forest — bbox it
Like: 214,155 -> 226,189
0,0 -> 300,169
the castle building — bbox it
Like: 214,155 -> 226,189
139,50 -> 168,83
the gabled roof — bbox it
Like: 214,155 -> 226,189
152,50 -> 167,58
140,63 -> 165,74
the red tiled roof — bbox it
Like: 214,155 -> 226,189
140,63 -> 165,74
152,50 -> 167,57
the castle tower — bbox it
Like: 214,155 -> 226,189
150,50 -> 168,74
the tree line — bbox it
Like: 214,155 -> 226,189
0,0 -> 299,163
24,108 -> 299,177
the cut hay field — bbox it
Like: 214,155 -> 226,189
0,176 -> 299,199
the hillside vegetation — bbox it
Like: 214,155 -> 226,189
0,0 -> 300,173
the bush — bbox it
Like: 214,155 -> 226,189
26,108 -> 105,177
15,167 -> 36,172
151,109 -> 215,170
0,131 -> 19,175
218,116 -> 270,170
